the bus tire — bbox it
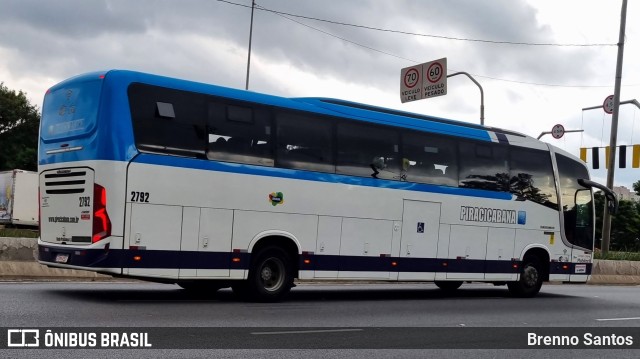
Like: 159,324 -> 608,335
434,281 -> 463,291
234,246 -> 293,302
508,256 -> 543,298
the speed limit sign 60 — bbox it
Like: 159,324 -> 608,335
422,58 -> 447,99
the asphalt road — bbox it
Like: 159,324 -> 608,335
1,281 -> 639,358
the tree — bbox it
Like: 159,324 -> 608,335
0,83 -> 40,171
594,191 -> 640,251
633,180 -> 640,196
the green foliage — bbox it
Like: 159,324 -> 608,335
0,82 -> 40,171
633,180 -> 640,196
594,192 -> 640,252
594,250 -> 640,261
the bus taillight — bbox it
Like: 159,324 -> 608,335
92,184 -> 111,243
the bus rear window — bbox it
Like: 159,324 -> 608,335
41,78 -> 102,142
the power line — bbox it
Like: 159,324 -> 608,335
263,6 -> 624,88
215,0 -> 616,47
259,4 -> 419,63
217,0 -> 639,88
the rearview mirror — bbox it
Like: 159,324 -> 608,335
577,179 -> 619,215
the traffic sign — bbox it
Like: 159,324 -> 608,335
551,124 -> 565,139
400,65 -> 423,103
603,95 -> 615,114
422,58 -> 447,99
400,58 -> 447,103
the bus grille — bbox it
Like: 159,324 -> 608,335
44,170 -> 88,194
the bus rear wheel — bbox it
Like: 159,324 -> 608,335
434,281 -> 463,292
233,246 -> 293,302
508,256 -> 543,298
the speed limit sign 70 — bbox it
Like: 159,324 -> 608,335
404,68 -> 420,88
400,65 -> 423,103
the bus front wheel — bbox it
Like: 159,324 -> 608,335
233,246 -> 293,302
508,256 -> 543,298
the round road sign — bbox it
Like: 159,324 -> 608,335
404,68 -> 420,88
551,124 -> 565,139
426,62 -> 444,83
603,95 -> 614,114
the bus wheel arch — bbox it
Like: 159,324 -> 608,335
249,234 -> 300,277
519,247 -> 550,282
508,247 -> 550,298
234,234 -> 299,302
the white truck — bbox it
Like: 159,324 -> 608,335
0,169 -> 38,227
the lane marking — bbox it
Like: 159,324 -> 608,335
596,317 -> 640,322
251,329 -> 363,335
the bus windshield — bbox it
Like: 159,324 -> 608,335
556,153 -> 594,250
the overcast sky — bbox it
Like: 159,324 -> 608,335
1,0 -> 639,188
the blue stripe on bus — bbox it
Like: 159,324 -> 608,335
38,245 -> 591,275
133,154 -> 514,201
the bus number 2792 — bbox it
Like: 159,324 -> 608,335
130,191 -> 150,203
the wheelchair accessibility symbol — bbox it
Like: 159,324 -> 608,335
417,222 -> 424,233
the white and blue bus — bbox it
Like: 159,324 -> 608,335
38,70 -> 617,301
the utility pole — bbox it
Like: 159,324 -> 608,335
245,0 -> 256,90
601,0 -> 627,257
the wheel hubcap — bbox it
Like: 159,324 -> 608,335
259,257 -> 285,292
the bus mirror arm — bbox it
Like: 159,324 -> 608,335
578,179 -> 619,215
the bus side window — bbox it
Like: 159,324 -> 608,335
128,84 -> 207,158
401,131 -> 457,187
337,122 -> 399,180
509,147 -> 558,210
206,102 -> 274,167
275,112 -> 335,173
458,142 -> 509,192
